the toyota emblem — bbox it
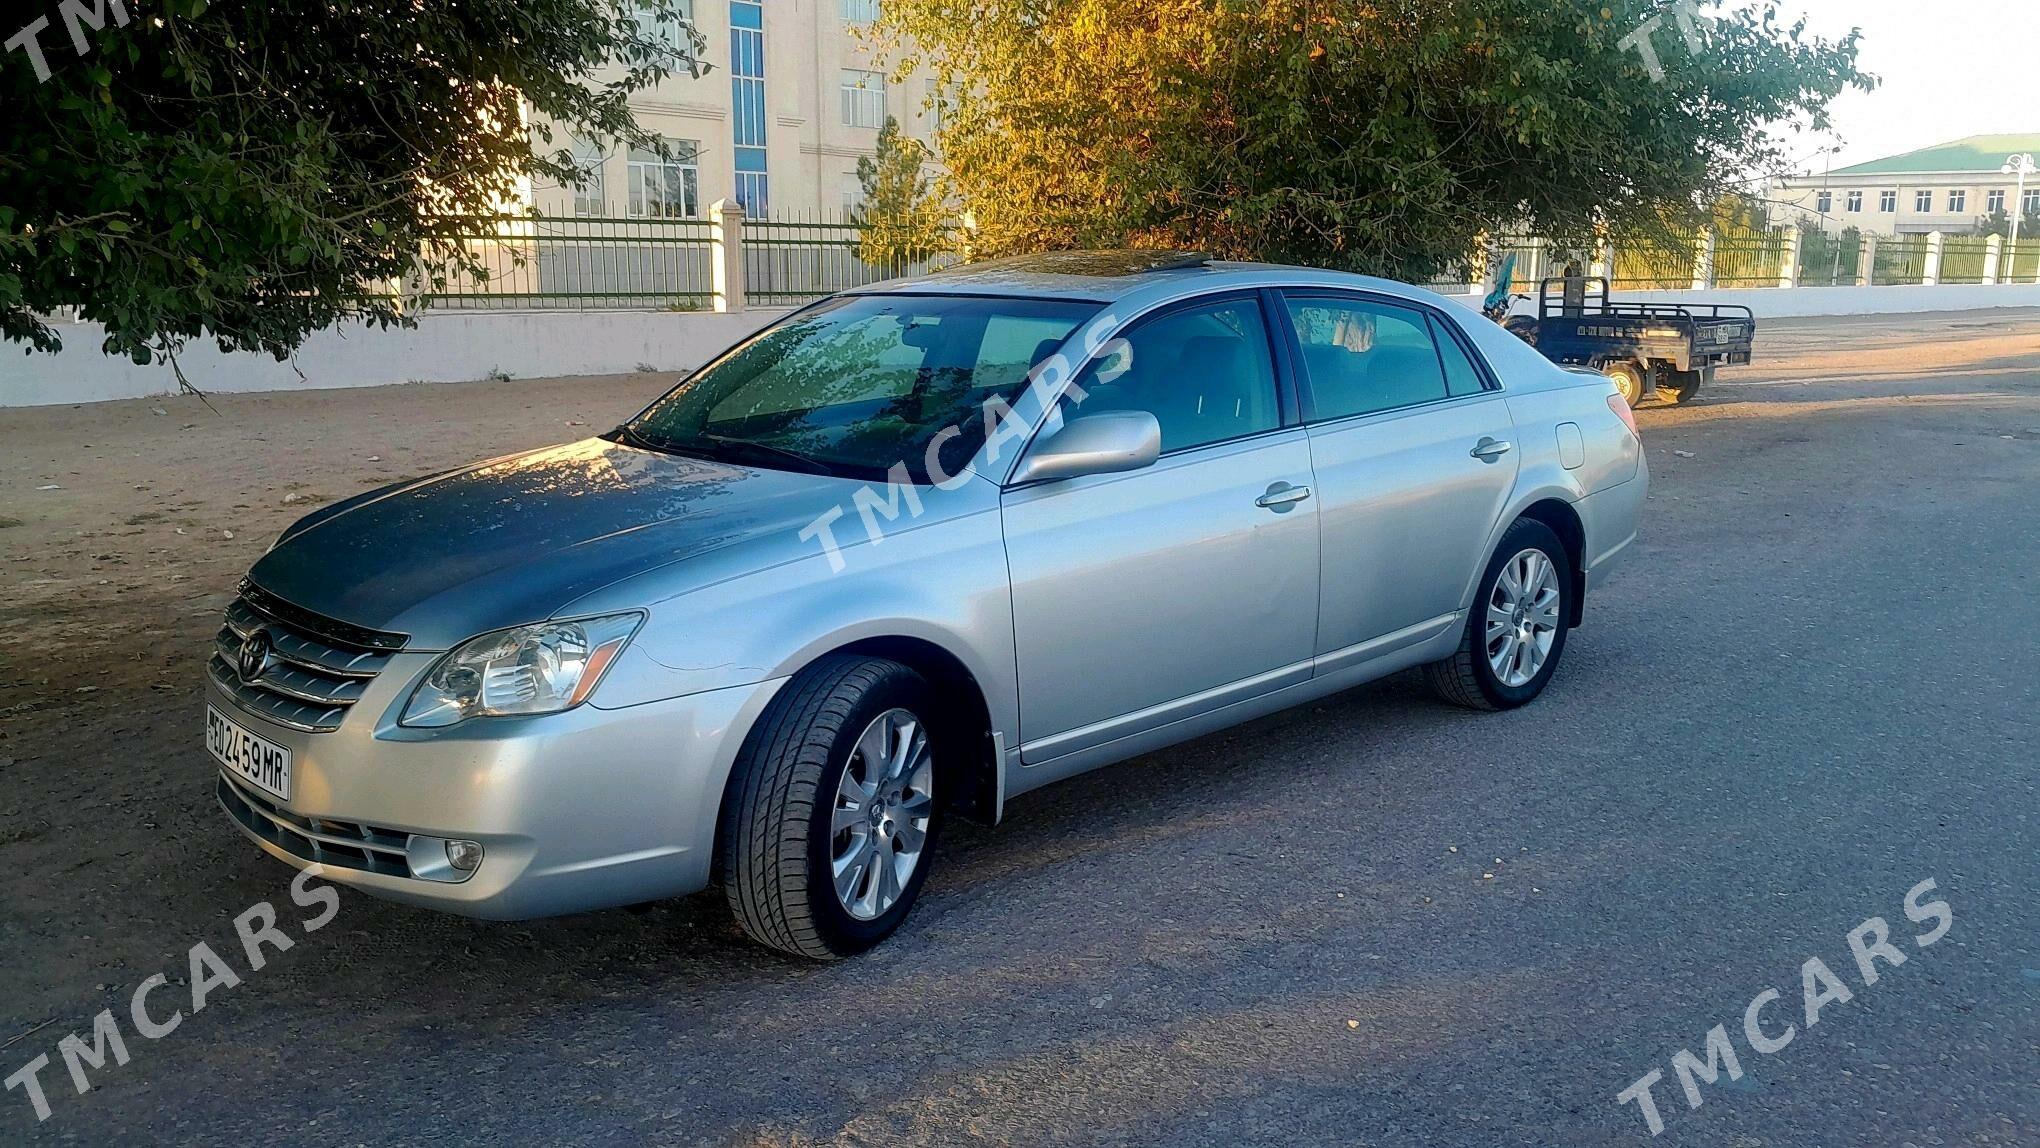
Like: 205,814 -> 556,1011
238,628 -> 273,684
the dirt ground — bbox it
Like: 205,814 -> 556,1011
3,309 -> 2039,1143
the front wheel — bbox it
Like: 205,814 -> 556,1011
1424,519 -> 1574,711
718,656 -> 943,959
1603,360 -> 1646,408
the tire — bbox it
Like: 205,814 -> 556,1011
718,655 -> 943,959
1653,367 -> 1708,406
1502,316 -> 1540,346
1424,519 -> 1574,711
1603,360 -> 1646,408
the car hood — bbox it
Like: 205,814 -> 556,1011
248,438 -> 871,648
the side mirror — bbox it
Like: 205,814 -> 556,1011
1009,410 -> 1161,485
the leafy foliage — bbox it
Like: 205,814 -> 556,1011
850,117 -> 948,269
873,0 -> 1870,279
0,0 -> 703,364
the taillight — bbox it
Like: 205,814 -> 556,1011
1607,392 -> 1639,438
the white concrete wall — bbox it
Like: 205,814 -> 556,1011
8,282 -> 2040,408
1,308 -> 787,408
1443,282 -> 2040,320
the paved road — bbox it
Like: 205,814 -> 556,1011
2,311 -> 2037,1145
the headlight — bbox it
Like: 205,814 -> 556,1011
400,613 -> 643,728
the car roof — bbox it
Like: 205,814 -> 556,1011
847,249 -> 1456,310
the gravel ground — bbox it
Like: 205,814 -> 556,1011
1,310 -> 2037,1145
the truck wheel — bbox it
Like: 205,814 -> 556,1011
1654,367 -> 1708,405
1603,360 -> 1646,408
718,656 -> 943,959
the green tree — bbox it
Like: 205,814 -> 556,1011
1,0 -> 705,367
872,0 -> 1870,278
1976,206 -> 2040,240
851,117 -> 947,269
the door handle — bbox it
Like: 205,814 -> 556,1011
1470,438 -> 1513,462
1255,484 -> 1312,509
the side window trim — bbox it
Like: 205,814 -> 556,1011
1277,288 -> 1500,427
1064,289 -> 1288,459
1424,310 -> 1502,394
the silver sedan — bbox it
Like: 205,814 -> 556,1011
205,251 -> 1647,958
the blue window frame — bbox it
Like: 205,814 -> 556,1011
730,0 -> 769,213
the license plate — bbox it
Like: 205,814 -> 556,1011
207,704 -> 292,801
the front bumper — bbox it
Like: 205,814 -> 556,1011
208,660 -> 786,919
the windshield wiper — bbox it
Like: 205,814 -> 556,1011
698,434 -> 837,477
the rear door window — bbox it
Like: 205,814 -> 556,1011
1283,296 -> 1450,420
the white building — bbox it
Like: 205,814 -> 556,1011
529,0 -> 940,222
1770,134 -> 2040,237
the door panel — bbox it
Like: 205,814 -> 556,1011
1003,430 -> 1320,761
1308,397 -> 1518,664
1277,291 -> 1518,664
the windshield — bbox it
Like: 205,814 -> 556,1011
621,293 -> 1102,483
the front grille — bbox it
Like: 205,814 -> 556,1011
218,773 -> 412,877
209,584 -> 407,732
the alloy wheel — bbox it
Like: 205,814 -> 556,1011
829,708 -> 935,920
1485,548 -> 1563,688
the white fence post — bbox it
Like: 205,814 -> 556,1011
1922,231 -> 1943,286
1692,228 -> 1715,290
1779,225 -> 1800,289
1983,235 -> 2003,285
1590,240 -> 1611,283
1525,237 -> 1546,286
1857,235 -> 1877,287
710,198 -> 747,312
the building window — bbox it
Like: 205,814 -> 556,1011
1815,191 -> 1832,214
1914,189 -> 1933,213
923,78 -> 943,136
627,140 -> 701,218
630,0 -> 695,55
730,0 -> 768,214
1947,190 -> 1966,213
840,0 -> 879,23
571,137 -> 607,217
2026,189 -> 2040,215
1878,190 -> 1897,213
840,174 -> 866,220
841,69 -> 886,129
1845,190 -> 1862,213
1987,190 -> 2006,214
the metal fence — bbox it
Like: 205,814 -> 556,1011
1938,236 -> 1993,284
1712,228 -> 1787,288
743,219 -> 948,306
414,217 -> 2040,311
2004,239 -> 2040,284
1797,230 -> 1860,287
421,216 -> 716,310
415,215 -> 946,311
1871,236 -> 1929,286
1607,236 -> 1698,291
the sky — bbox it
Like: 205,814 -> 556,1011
1771,0 -> 2039,173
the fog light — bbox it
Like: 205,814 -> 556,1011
445,839 -> 485,873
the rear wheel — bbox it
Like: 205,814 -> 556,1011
1603,360 -> 1646,408
1502,316 -> 1540,346
1425,519 -> 1574,711
719,656 -> 942,959
1652,366 -> 1709,405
